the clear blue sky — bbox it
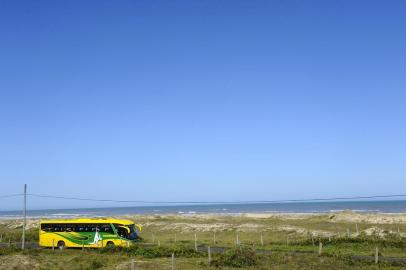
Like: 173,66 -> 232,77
1,0 -> 405,210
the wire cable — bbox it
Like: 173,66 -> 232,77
0,194 -> 23,199
26,193 -> 406,205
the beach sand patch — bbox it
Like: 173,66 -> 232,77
328,210 -> 406,224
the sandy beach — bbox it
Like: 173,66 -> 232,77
2,210 -> 406,236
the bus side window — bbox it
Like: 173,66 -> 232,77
89,224 -> 97,232
100,224 -> 114,234
77,224 -> 85,232
113,224 -> 128,238
41,224 -> 53,232
68,224 -> 78,232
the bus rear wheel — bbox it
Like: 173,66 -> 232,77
57,241 -> 65,250
106,241 -> 115,248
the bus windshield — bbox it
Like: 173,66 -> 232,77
114,224 -> 138,240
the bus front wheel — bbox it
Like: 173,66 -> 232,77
57,241 -> 65,250
106,241 -> 114,247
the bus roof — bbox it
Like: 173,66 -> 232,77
40,218 -> 134,225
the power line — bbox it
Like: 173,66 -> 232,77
0,193 -> 23,199
26,193 -> 406,205
27,193 -> 206,204
2,192 -> 406,204
28,193 -> 241,204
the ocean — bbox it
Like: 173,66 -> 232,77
1,200 -> 406,219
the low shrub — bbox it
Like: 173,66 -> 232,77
90,260 -> 104,269
211,247 -> 259,268
99,244 -> 203,258
0,247 -> 20,256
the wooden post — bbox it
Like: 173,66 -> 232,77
318,242 -> 323,255
194,233 -> 197,251
208,246 -> 211,267
236,233 -> 239,246
311,234 -> 315,246
131,259 -> 135,270
151,233 -> 155,244
375,246 -> 379,264
355,224 -> 359,235
171,253 -> 175,270
328,235 -> 331,242
174,234 -> 177,243
213,232 -> 216,244
9,239 -> 11,248
52,239 -> 55,251
157,240 -> 160,247
260,233 -> 264,246
22,184 -> 27,250
347,228 -> 350,238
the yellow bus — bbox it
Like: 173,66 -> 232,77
39,218 -> 142,249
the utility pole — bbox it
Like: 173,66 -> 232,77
22,184 -> 27,250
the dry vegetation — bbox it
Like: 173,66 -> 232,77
1,211 -> 406,269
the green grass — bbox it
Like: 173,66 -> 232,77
1,247 -> 405,270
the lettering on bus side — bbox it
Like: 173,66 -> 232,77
41,223 -> 115,234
